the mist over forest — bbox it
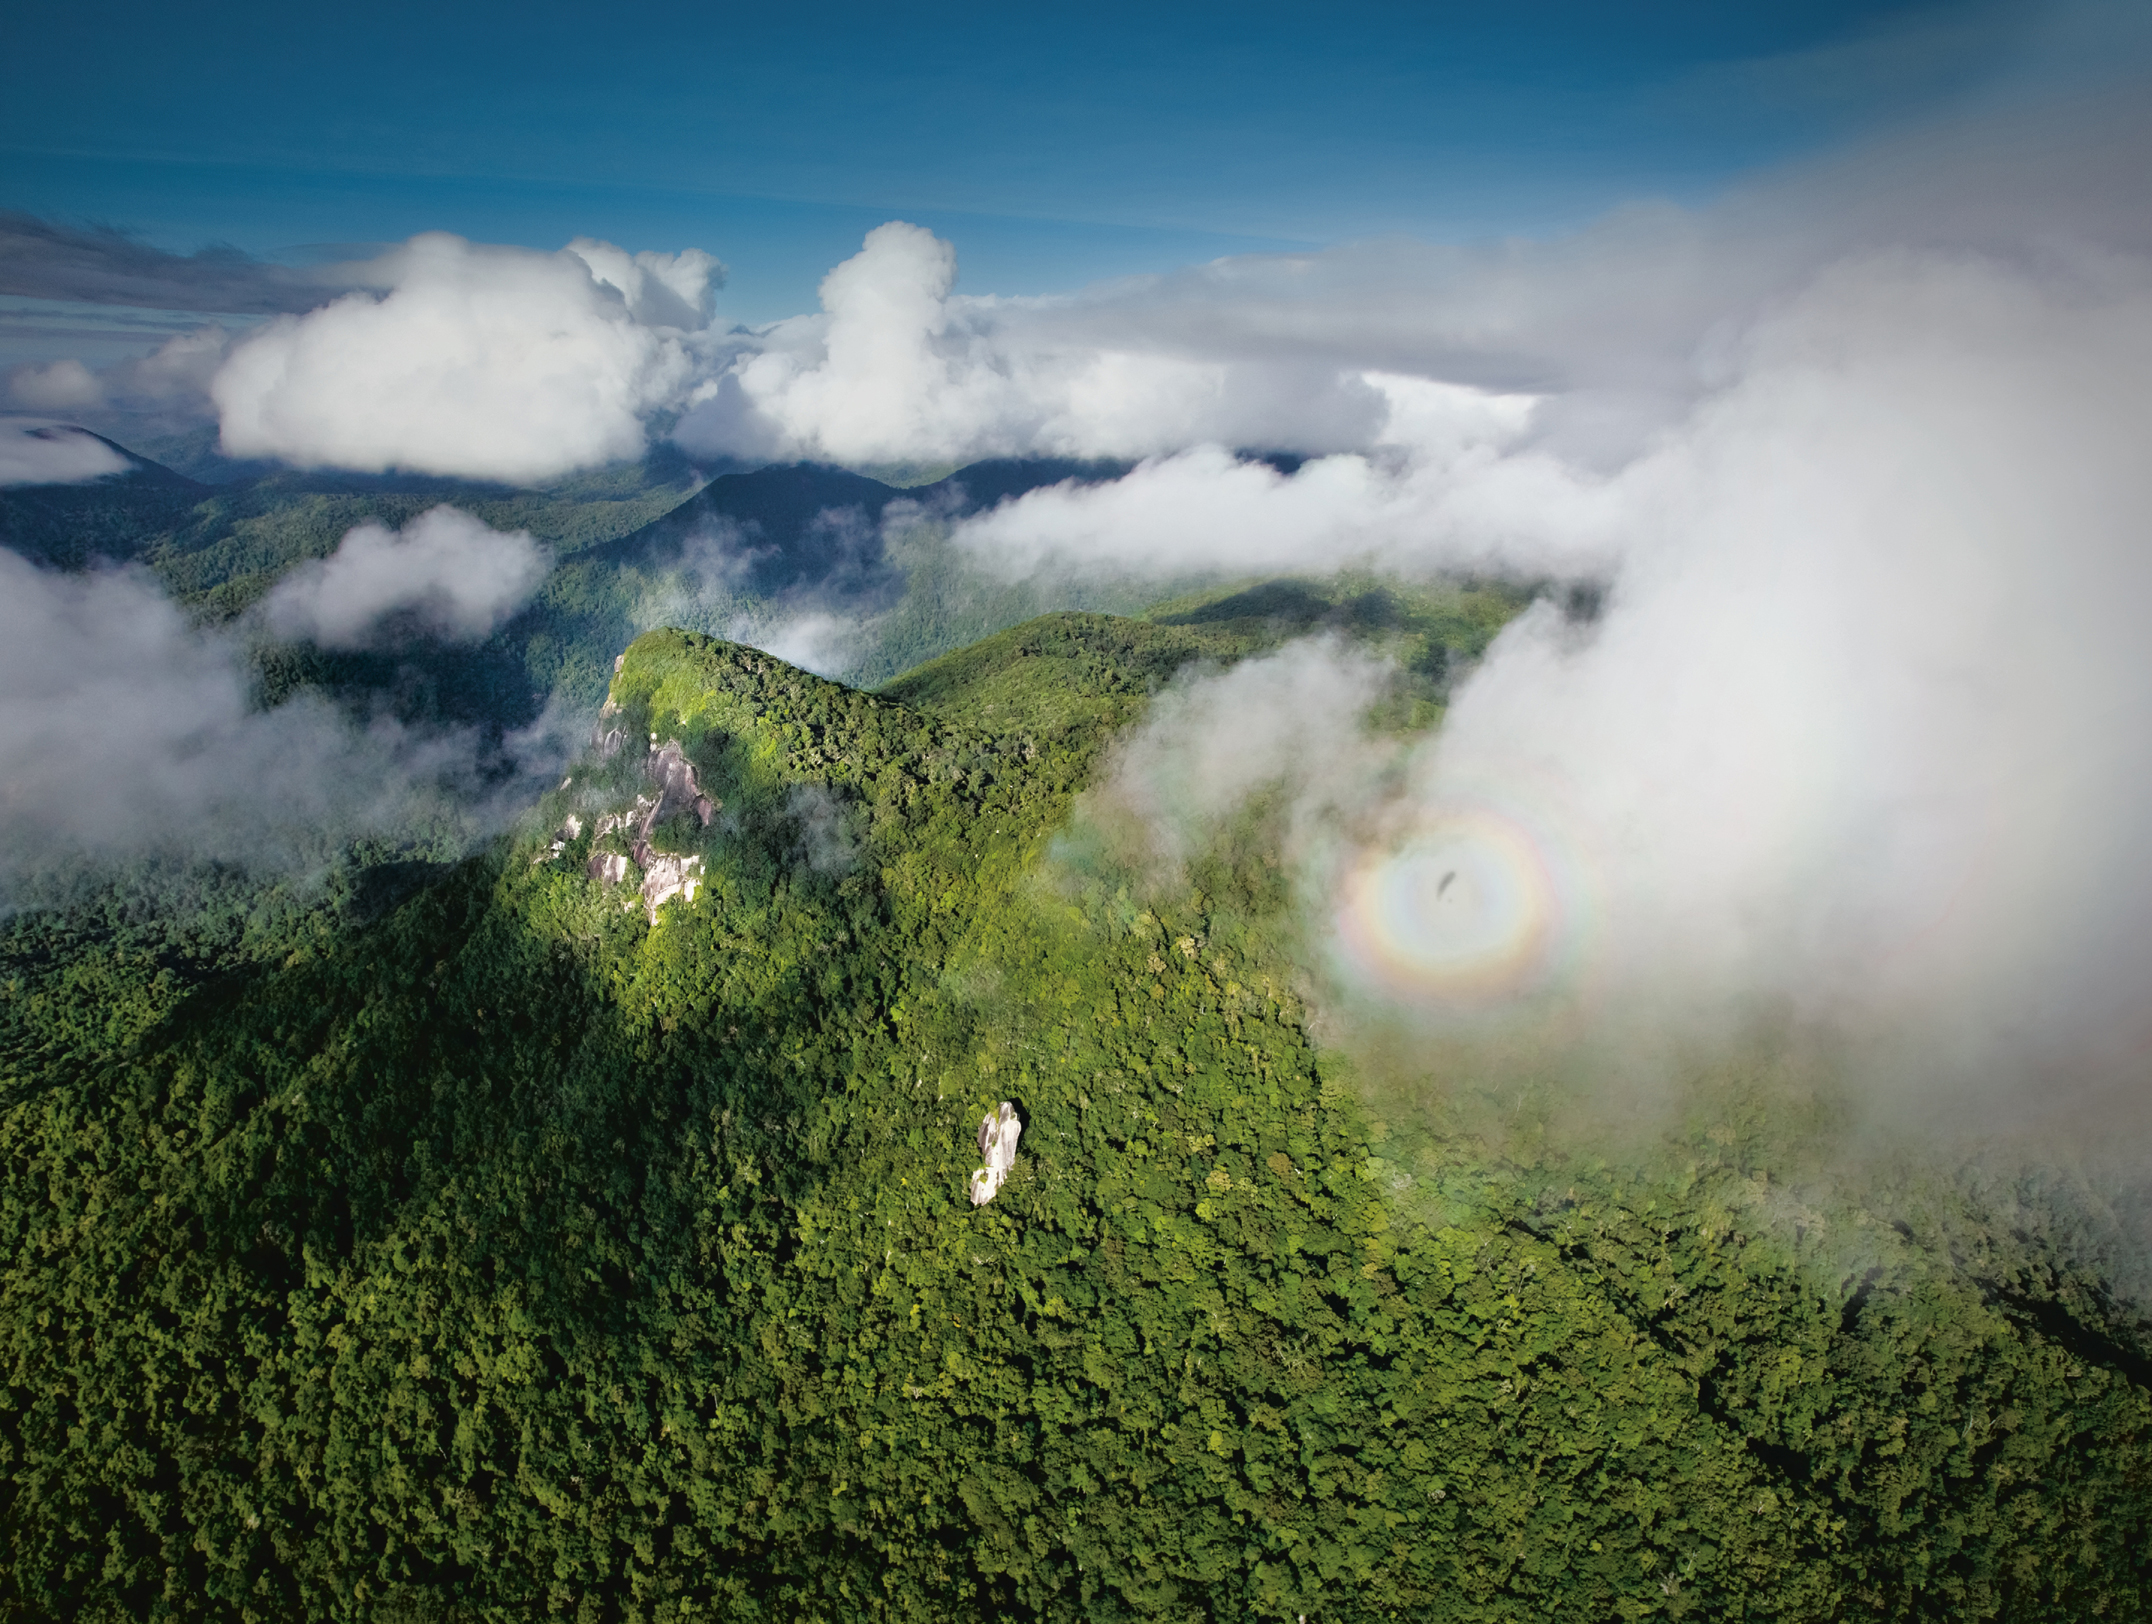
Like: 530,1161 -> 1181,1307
6,3 -> 2152,1619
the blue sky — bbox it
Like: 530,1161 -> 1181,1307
2,0 -> 2046,323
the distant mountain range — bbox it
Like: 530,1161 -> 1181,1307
0,429 -> 1157,741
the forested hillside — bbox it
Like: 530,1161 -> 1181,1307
3,599 -> 2150,1621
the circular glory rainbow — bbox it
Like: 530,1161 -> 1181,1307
1334,805 -> 1579,1008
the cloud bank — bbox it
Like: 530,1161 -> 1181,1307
1086,246 -> 2152,1136
663,84 -> 2152,481
263,506 -> 548,648
17,63 -> 2152,493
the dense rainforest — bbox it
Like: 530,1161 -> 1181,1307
4,572 -> 2151,1621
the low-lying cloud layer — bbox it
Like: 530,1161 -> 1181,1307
0,419 -> 131,487
263,506 -> 548,648
0,548 -> 554,885
17,61 -> 2152,493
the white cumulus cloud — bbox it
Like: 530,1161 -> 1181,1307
677,221 -> 1394,466
211,233 -> 724,483
566,238 -> 724,329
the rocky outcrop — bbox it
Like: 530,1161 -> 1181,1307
580,736 -> 720,920
644,741 -> 715,833
591,699 -> 630,763
638,853 -> 702,914
969,1103 -> 1022,1206
532,813 -> 583,866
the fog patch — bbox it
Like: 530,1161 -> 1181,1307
730,610 -> 857,678
0,546 -> 563,893
1095,638 -> 1395,875
784,783 -> 862,875
264,506 -> 548,648
0,418 -> 132,486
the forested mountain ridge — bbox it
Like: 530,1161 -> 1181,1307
2,434 -> 1170,739
2,606 -> 2150,1621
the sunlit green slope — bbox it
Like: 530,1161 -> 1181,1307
3,605 -> 2149,1622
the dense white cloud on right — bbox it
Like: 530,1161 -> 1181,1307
1074,246 -> 2152,1133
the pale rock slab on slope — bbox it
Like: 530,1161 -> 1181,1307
970,1103 -> 1022,1207
532,813 -> 584,866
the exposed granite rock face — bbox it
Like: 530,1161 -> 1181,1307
638,854 -> 701,914
969,1103 -> 1022,1207
644,741 -> 715,833
580,738 -> 719,919
591,700 -> 630,763
531,814 -> 582,866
